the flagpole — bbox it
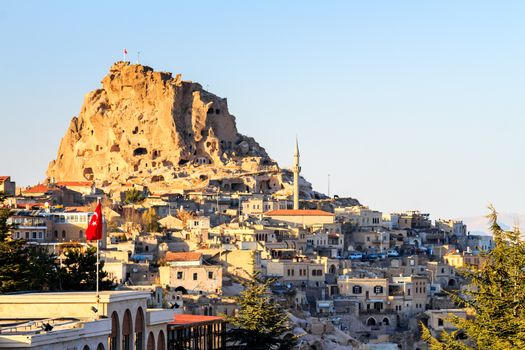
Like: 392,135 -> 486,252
96,198 -> 100,305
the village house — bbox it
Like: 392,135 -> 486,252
0,176 -> 16,196
159,252 -> 223,295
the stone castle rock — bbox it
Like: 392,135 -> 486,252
47,62 -> 315,198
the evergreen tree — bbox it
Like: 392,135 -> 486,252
224,274 -> 296,350
423,205 -> 525,350
0,192 -> 12,242
0,196 -> 61,292
61,246 -> 115,291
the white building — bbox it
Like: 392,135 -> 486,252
0,291 -> 173,350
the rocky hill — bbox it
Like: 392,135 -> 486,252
47,62 -> 315,198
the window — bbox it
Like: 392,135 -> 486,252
438,318 -> 444,326
62,230 -> 66,238
208,271 -> 213,279
79,230 -> 83,238
408,288 -> 411,296
38,232 -> 43,239
374,286 -> 383,294
193,273 -> 198,280
177,271 -> 183,279
352,285 -> 362,294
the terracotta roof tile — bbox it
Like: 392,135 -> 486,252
170,314 -> 224,326
0,176 -> 9,184
23,184 -> 61,194
165,252 -> 203,262
265,209 -> 334,217
56,181 -> 93,187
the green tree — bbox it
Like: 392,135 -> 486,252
423,205 -> 525,350
0,192 -> 12,242
124,188 -> 145,204
61,246 -> 115,291
0,196 -> 61,292
142,207 -> 160,232
224,274 -> 296,350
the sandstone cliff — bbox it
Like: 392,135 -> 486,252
47,62 -> 310,197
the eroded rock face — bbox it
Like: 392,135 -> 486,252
47,62 -> 286,194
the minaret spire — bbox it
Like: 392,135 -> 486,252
293,137 -> 301,210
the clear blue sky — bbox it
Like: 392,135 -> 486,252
0,1 -> 524,220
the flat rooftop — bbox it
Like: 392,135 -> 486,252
0,290 -> 151,303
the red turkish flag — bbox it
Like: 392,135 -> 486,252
86,202 -> 103,240
124,48 -> 127,55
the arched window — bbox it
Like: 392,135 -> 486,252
122,309 -> 133,350
383,317 -> 390,326
135,307 -> 145,350
96,344 -> 105,350
83,346 -> 90,350
157,330 -> 166,350
109,311 -> 119,350
352,285 -> 362,294
146,332 -> 155,350
366,317 -> 376,326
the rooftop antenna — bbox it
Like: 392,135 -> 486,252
123,48 -> 128,62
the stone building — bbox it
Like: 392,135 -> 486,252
0,291 -> 173,350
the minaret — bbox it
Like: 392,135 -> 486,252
293,137 -> 301,210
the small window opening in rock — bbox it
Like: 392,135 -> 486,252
133,147 -> 148,156
178,159 -> 189,166
83,167 -> 94,180
134,164 -> 139,171
207,108 -> 213,114
187,132 -> 192,137
110,144 -> 120,152
132,127 -> 139,134
96,145 -> 100,151
215,109 -> 220,114
201,130 -> 208,137
151,175 -> 164,183
91,130 -> 94,136
206,142 -> 211,147
152,150 -> 160,159
152,161 -> 156,167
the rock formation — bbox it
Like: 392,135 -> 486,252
47,62 -> 316,198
